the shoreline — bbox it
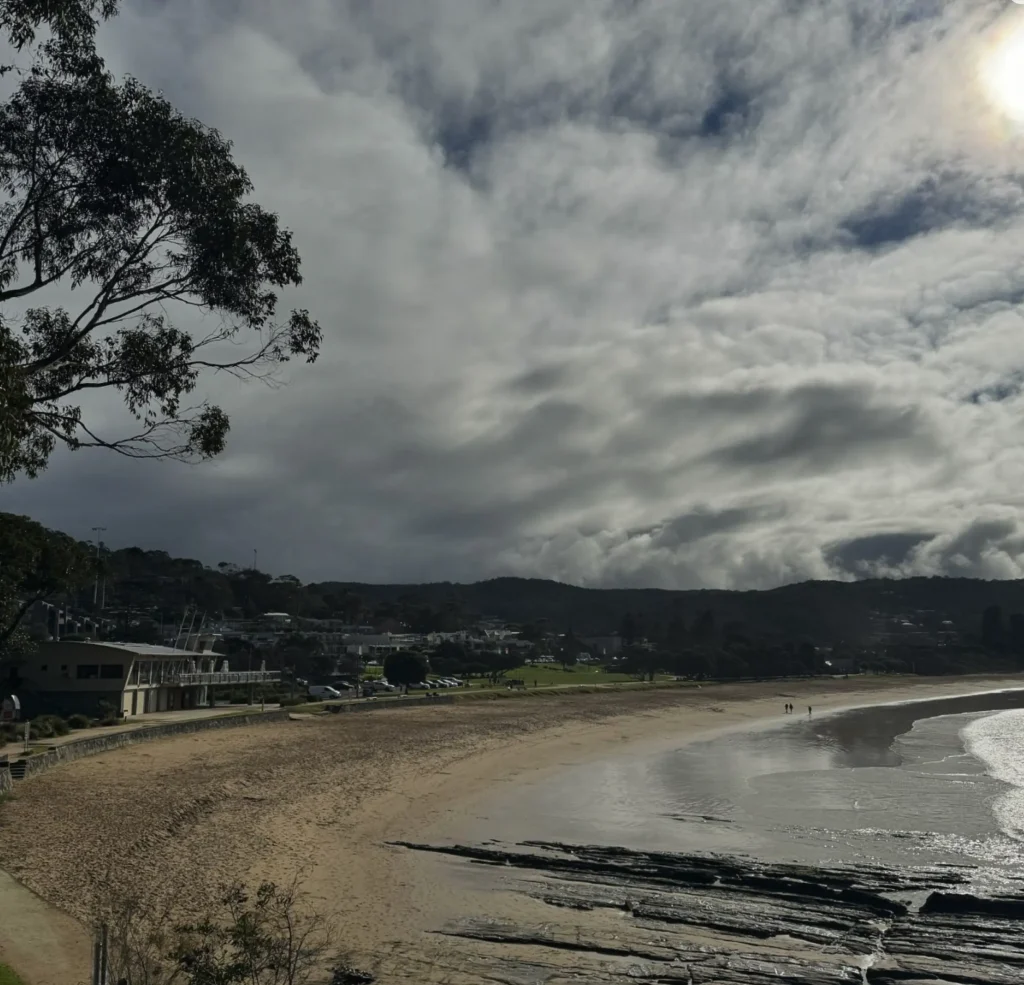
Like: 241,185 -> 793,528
0,674 -> 1022,983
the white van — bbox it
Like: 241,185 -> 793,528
307,685 -> 341,701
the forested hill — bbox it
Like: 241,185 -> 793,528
15,510 -> 1024,646
310,575 -> 1024,644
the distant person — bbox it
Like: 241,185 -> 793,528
808,706 -> 812,717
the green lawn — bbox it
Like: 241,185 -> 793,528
358,661 -> 666,688
0,962 -> 27,985
459,663 -> 663,687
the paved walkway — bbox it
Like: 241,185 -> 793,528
0,869 -> 89,985
0,704 -> 280,760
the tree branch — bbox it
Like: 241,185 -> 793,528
0,591 -> 47,647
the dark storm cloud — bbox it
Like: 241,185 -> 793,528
505,364 -> 575,396
631,505 -> 785,550
826,532 -> 936,575
704,386 -> 937,473
840,170 -> 1024,250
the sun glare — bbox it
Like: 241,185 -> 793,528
981,22 -> 1024,124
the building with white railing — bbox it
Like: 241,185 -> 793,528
11,641 -> 280,718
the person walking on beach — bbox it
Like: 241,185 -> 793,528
808,705 -> 812,717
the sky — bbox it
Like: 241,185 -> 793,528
8,0 -> 1024,590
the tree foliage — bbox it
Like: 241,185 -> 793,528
0,0 -> 320,481
382,649 -> 428,688
0,510 -> 93,653
274,632 -> 333,681
0,0 -> 118,76
101,878 -> 356,985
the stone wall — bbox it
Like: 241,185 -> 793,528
1,693 -> 459,784
18,708 -> 294,780
328,694 -> 456,714
10,695 -> 456,781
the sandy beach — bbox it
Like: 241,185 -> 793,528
1,674 -> 1022,984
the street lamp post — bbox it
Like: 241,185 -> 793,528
91,527 -> 106,608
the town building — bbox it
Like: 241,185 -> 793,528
10,640 -> 279,718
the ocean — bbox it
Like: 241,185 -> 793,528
451,688 -> 1024,881
401,688 -> 1024,983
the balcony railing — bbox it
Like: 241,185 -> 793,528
169,671 -> 282,686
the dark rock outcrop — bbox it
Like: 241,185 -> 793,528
390,840 -> 1024,985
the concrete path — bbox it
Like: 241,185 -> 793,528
0,869 -> 90,985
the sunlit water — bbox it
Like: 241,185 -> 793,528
453,689 -> 1024,890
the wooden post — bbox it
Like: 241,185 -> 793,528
91,924 -> 108,985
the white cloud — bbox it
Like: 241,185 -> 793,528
8,0 -> 1024,590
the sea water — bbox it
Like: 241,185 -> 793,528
451,689 -> 1024,884
963,708 -> 1024,844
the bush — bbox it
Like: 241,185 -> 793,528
47,716 -> 70,737
67,714 -> 91,730
279,697 -> 304,707
29,717 -> 54,740
98,717 -> 120,727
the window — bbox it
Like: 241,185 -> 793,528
60,665 -> 69,679
100,664 -> 124,680
75,664 -> 99,680
39,665 -> 48,673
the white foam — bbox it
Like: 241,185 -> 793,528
962,709 -> 1024,842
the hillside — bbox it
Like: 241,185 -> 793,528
10,509 -> 1024,648
308,575 -> 1024,644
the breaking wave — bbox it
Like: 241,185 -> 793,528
962,709 -> 1024,843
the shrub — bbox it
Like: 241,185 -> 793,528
279,697 -> 304,707
98,717 -> 120,727
67,714 -> 91,730
29,717 -> 54,740
34,708 -> 70,733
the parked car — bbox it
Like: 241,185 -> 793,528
330,680 -> 354,691
407,681 -> 431,690
307,685 -> 342,701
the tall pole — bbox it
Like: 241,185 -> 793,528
252,549 -> 257,571
91,527 -> 106,606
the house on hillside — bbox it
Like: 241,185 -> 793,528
9,641 -> 280,719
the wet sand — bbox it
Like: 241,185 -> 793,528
0,675 -> 1021,984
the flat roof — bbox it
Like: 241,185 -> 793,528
43,641 -> 200,657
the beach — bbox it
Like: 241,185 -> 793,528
1,674 -> 1023,984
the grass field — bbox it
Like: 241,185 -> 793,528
0,963 -> 26,985
467,664 -> 664,687
362,662 -> 662,687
